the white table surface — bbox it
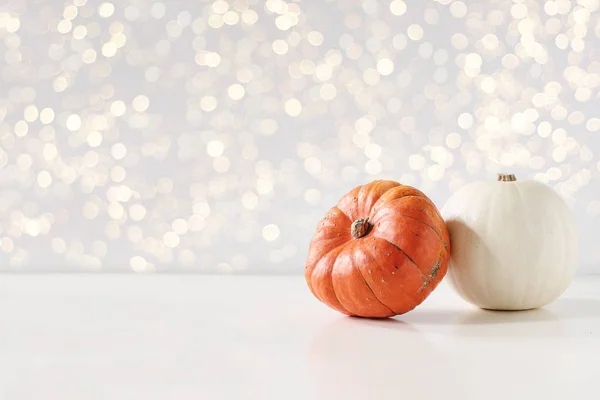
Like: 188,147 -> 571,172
0,274 -> 599,400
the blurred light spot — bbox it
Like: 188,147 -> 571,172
587,118 -> 600,132
228,84 -> 245,100
242,192 -> 258,210
111,143 -> 127,160
108,202 -> 124,220
102,42 -> 117,57
52,238 -> 67,254
451,33 -> 468,49
365,159 -> 382,175
389,0 -> 407,16
376,58 -> 394,76
17,154 -> 33,171
57,20 -> 72,34
272,39 -> 288,55
450,1 -> 467,18
223,11 -> 240,25
212,0 -> 229,13
315,64 -> 332,81
213,156 -> 230,172
364,143 -> 382,159
66,114 -> 82,131
409,154 -> 425,170
424,8 -> 439,24
82,49 -> 97,63
110,100 -> 126,116
37,171 -> 52,188
87,131 -> 103,147
568,111 -> 584,125
446,132 -> 461,148
73,25 -> 87,39
110,166 -> 126,182
157,178 -> 173,194
304,188 -> 321,205
132,95 -> 149,112
163,232 -> 180,248
427,165 -> 444,181
458,113 -> 474,129
98,2 -> 115,18
200,96 -> 218,111
241,10 -> 258,24
307,31 -> 324,46
259,119 -> 278,135
15,121 -> 28,137
407,24 -> 424,40
262,224 -> 280,241
151,2 -> 166,19
207,140 -> 224,157
538,121 -> 552,137
304,157 -> 321,174
24,105 -> 38,122
43,144 -> 58,161
511,3 -> 528,19
480,77 -> 497,94
130,256 -> 147,272
285,98 -> 302,117
83,202 -> 100,220
172,218 -> 189,235
1,238 -> 14,253
129,204 -> 147,221
40,108 -> 55,124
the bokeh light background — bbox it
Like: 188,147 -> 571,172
0,0 -> 599,273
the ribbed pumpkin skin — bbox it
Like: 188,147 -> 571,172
305,180 -> 450,318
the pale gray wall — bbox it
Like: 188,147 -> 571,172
0,0 -> 598,273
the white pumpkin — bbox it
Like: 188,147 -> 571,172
441,173 -> 578,310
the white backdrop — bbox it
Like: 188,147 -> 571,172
0,0 -> 598,273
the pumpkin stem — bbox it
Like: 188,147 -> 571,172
497,173 -> 517,182
351,218 -> 371,239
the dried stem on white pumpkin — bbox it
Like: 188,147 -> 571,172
497,173 -> 517,182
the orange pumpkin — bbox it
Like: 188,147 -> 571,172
305,180 -> 450,318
